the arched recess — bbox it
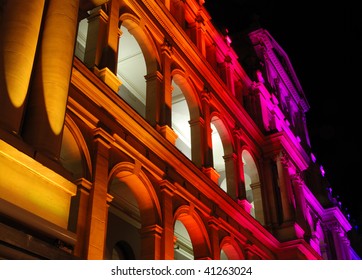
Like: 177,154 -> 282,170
60,115 -> 92,181
112,240 -> 136,260
105,162 -> 162,259
241,149 -> 265,224
210,113 -> 236,197
118,13 -> 160,118
171,70 -> 201,162
173,205 -> 211,260
220,236 -> 244,260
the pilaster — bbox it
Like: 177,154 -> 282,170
208,218 -> 220,260
85,128 -> 113,259
139,224 -> 163,260
160,180 -> 177,259
72,178 -> 92,259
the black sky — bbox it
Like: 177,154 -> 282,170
204,0 -> 362,227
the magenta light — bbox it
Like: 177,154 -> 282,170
311,153 -> 316,163
320,165 -> 325,177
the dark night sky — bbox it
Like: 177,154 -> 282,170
204,1 -> 362,227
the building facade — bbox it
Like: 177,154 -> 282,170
0,0 -> 359,260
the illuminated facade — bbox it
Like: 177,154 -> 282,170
0,0 -> 359,260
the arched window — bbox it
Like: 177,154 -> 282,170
112,241 -> 136,260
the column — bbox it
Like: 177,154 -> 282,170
208,218 -> 220,260
83,6 -> 108,69
223,153 -> 238,199
274,151 -> 305,241
330,224 -> 346,260
291,173 -> 311,236
145,71 -> 163,125
189,117 -> 204,168
139,225 -> 163,260
201,91 -> 212,168
93,0 -> 121,92
71,178 -> 92,259
85,128 -> 113,259
195,14 -> 206,56
0,0 -> 45,135
22,0 -> 80,161
219,56 -> 234,95
160,39 -> 173,128
224,55 -> 235,95
200,91 -> 219,184
147,39 -> 177,143
277,152 -> 297,223
234,79 -> 245,106
250,182 -> 265,224
233,128 -> 246,200
160,180 -> 176,259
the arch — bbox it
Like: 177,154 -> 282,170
60,115 -> 92,180
119,13 -> 160,74
112,240 -> 136,260
241,148 -> 264,224
173,205 -> 211,260
220,236 -> 244,260
117,13 -> 160,118
172,69 -> 201,122
171,69 -> 201,161
108,162 -> 162,227
210,112 -> 235,195
210,112 -> 234,156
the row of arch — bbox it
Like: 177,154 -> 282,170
73,4 -> 265,223
62,116 -> 262,259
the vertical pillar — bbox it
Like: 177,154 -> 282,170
98,0 -> 119,73
22,0 -> 80,161
85,128 -> 113,259
330,224 -> 346,260
0,0 -> 45,135
145,71 -> 163,125
72,178 -> 92,259
223,153 -> 238,199
89,0 -> 121,92
341,236 -> 351,260
148,39 -> 177,143
273,151 -> 305,241
234,79 -> 244,106
224,55 -> 235,95
201,91 -> 212,168
301,114 -> 311,147
208,218 -> 220,260
250,182 -> 265,224
200,91 -> 219,184
233,128 -> 246,200
291,173 -> 311,237
189,117 -> 204,168
160,39 -> 173,128
160,181 -> 176,260
218,56 -> 234,95
206,43 -> 217,71
261,157 -> 280,229
277,152 -> 297,223
83,7 -> 108,69
139,225 -> 163,260
195,14 -> 206,56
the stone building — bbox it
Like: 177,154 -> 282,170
0,0 -> 359,260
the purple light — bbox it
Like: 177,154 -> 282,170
311,153 -> 316,163
320,165 -> 325,177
